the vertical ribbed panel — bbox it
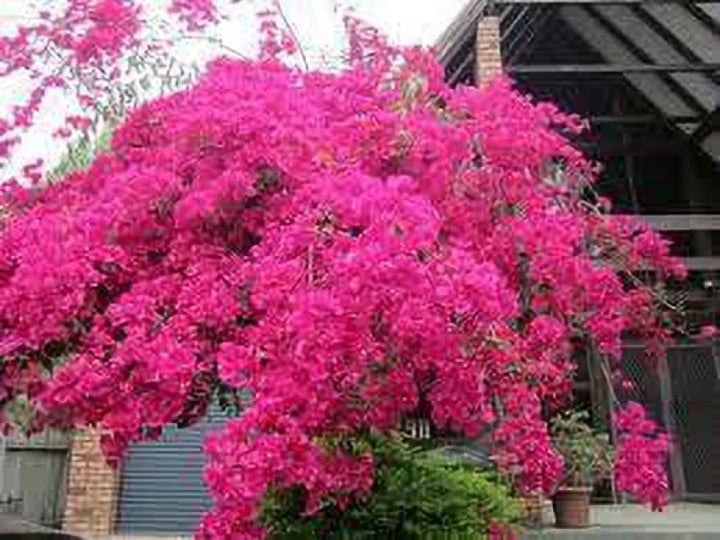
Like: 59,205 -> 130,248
116,409 -> 229,534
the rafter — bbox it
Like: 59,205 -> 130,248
494,1 -> 720,4
507,62 -> 720,74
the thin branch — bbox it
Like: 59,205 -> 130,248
152,34 -> 250,61
576,193 -> 683,315
307,245 -> 314,286
274,0 -> 309,71
597,353 -> 620,410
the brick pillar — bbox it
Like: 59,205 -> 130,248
475,16 -> 503,87
63,429 -> 120,536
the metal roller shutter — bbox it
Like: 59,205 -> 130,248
116,409 -> 230,534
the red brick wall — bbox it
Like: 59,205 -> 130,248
475,16 -> 503,87
63,429 -> 120,536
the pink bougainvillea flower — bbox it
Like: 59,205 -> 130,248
0,3 -> 682,537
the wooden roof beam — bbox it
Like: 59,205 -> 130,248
495,1 -> 720,4
507,62 -> 720,73
641,3 -> 720,64
632,214 -> 720,231
591,4 -> 716,112
682,257 -> 720,271
559,5 -> 698,128
589,114 -> 702,124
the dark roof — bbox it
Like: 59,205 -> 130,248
436,1 -> 720,162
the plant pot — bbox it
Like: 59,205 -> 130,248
552,486 -> 592,528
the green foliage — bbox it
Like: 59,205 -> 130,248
260,434 -> 522,539
47,126 -> 113,183
550,410 -> 613,488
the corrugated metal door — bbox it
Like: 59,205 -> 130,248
116,409 -> 230,534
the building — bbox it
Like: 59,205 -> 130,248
53,1 -> 719,536
62,410 -> 230,537
436,0 -> 719,502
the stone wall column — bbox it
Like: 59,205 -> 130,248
63,429 -> 120,536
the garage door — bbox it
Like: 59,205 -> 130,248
116,409 -> 230,534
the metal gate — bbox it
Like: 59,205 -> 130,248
622,341 -> 720,501
0,429 -> 70,529
116,409 -> 230,534
667,344 -> 720,500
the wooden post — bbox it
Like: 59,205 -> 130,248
657,353 -> 687,499
587,345 -> 621,503
475,16 -> 503,87
0,434 -> 4,497
681,152 -> 713,257
613,95 -> 641,215
586,346 -> 611,431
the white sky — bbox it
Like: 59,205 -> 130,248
0,1 -> 464,47
0,0 -> 466,180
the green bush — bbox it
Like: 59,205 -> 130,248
47,126 -> 113,183
260,434 -> 522,539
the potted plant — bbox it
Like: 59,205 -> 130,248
550,410 -> 613,528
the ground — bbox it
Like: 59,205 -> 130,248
524,502 -> 720,538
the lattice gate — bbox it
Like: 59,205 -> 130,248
622,342 -> 720,501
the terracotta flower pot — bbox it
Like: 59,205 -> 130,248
552,486 -> 592,528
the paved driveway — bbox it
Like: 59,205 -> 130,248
524,502 -> 720,538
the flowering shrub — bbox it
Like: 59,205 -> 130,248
613,402 -> 670,511
0,0 -> 236,177
259,434 -> 522,538
0,0 -> 141,168
0,1 -> 684,537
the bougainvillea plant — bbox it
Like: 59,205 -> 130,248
1,1 -> 685,537
0,0 -> 223,178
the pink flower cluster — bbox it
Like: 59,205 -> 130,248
72,0 -> 142,65
492,395 -> 564,495
0,0 -> 222,170
169,0 -> 219,31
200,416 -> 375,537
0,8 -> 682,537
614,402 -> 670,511
699,325 -> 718,340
